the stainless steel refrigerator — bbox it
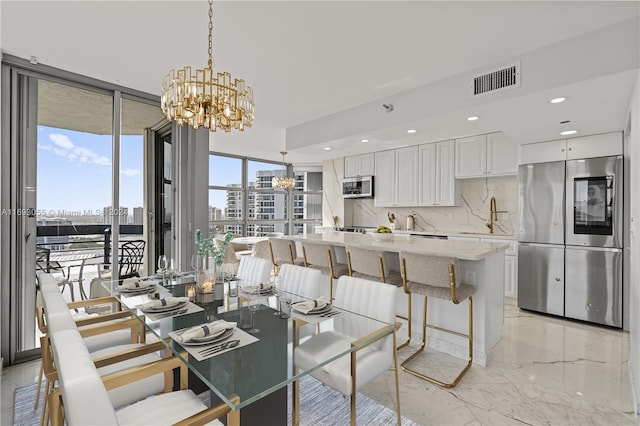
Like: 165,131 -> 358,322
518,156 -> 623,328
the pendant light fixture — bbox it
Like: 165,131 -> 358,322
160,0 -> 254,133
272,151 -> 296,189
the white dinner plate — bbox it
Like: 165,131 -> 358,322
119,285 -> 156,295
141,300 -> 187,313
293,303 -> 332,315
181,328 -> 235,346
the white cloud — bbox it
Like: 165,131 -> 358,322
121,168 -> 141,177
49,134 -> 75,149
38,134 -> 111,167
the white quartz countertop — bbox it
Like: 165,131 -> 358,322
314,227 -> 516,240
292,232 -> 508,261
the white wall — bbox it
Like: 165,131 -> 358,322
627,70 -> 640,415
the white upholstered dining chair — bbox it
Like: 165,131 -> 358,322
345,245 -> 411,350
48,328 -> 239,426
293,275 -> 401,425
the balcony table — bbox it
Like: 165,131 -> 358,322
104,274 -> 396,425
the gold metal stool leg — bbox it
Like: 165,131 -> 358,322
396,293 -> 412,350
401,296 -> 474,388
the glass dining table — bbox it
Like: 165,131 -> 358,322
103,274 -> 395,425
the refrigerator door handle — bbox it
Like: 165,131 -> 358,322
518,242 -> 565,249
565,246 -> 622,253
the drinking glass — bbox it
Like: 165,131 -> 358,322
191,254 -> 202,273
158,255 -> 167,285
272,286 -> 281,316
247,295 -> 262,334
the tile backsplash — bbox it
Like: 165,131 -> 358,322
323,158 -> 518,236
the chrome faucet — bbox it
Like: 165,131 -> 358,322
486,196 -> 499,234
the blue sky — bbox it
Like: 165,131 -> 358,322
37,125 -> 143,213
37,125 -> 282,215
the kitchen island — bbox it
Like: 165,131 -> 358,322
290,232 -> 508,366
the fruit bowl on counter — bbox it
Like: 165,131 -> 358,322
372,226 -> 394,241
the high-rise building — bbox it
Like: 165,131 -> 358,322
103,206 -> 128,225
208,206 -> 222,222
133,207 -> 144,225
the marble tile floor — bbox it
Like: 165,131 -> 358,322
363,300 -> 638,425
1,299 -> 637,425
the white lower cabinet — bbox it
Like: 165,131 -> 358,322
451,236 -> 518,298
482,238 -> 518,298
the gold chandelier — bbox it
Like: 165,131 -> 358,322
160,0 -> 254,133
272,151 -> 296,189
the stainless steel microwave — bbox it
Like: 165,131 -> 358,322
342,176 -> 374,198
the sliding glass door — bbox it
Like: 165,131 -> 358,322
1,60 -> 166,365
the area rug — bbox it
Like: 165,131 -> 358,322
15,376 -> 416,425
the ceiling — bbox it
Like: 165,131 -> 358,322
1,1 -> 639,164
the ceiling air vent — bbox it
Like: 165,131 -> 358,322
471,61 -> 520,96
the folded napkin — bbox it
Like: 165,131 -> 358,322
121,278 -> 155,290
178,319 -> 236,343
139,296 -> 188,311
243,282 -> 274,294
292,297 -> 328,315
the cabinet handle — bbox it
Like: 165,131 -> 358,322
561,148 -> 565,152
555,277 -> 561,282
568,148 -> 572,151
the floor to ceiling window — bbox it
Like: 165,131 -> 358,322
1,58 -> 166,365
208,153 -> 322,236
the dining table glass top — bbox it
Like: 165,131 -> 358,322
104,273 -> 395,411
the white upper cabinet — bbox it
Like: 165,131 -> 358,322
344,153 -> 375,177
374,147 -> 418,207
519,139 -> 567,164
396,146 -> 419,206
359,153 -> 375,175
455,135 -> 486,178
455,133 -> 517,178
419,140 -> 460,206
486,132 -> 518,175
374,150 -> 396,207
566,132 -> 622,160
519,132 -> 622,164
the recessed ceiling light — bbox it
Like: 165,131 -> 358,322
361,138 -> 369,143
467,116 -> 479,121
407,129 -> 417,134
323,147 -> 331,151
560,130 -> 577,136
550,97 -> 566,104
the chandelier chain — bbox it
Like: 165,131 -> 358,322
208,0 -> 214,69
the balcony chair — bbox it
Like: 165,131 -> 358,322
97,240 -> 146,282
293,275 -> 401,426
399,251 -> 476,388
300,241 -> 348,302
268,237 -> 304,276
345,245 -> 411,350
48,328 -> 239,426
